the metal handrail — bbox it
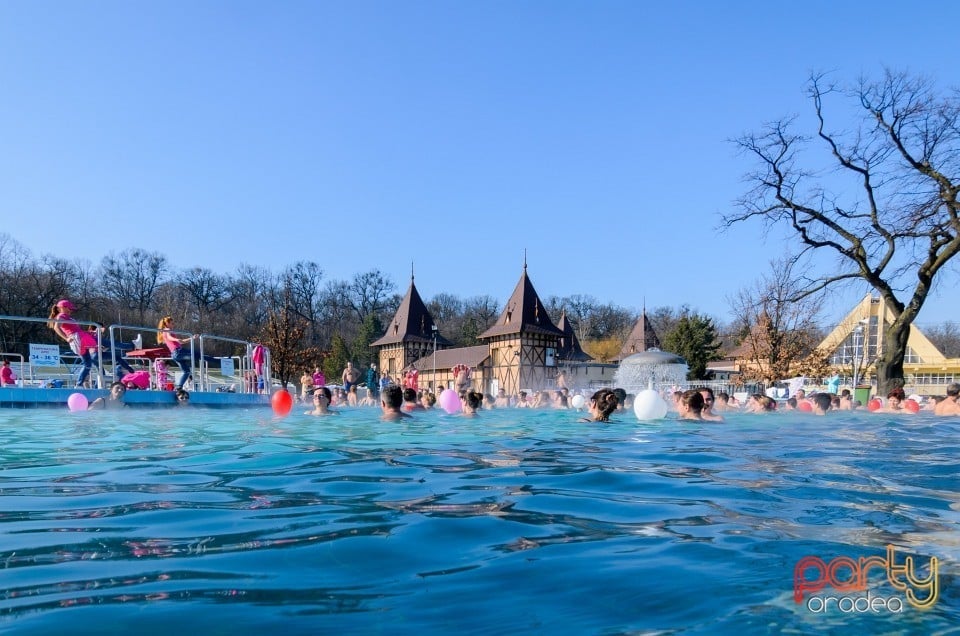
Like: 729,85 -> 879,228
0,314 -> 104,388
1,314 -> 268,393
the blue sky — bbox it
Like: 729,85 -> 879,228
2,1 -> 958,328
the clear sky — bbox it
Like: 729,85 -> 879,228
2,1 -> 958,328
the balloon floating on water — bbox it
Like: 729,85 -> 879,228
271,389 -> 293,417
438,388 -> 461,414
570,394 -> 585,410
797,401 -> 813,413
633,389 -> 668,421
67,392 -> 88,412
903,398 -> 920,413
867,398 -> 882,412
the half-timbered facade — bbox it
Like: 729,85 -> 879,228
478,265 -> 564,396
371,275 -> 451,381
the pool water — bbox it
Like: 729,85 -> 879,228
0,406 -> 957,634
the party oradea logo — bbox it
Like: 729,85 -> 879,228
794,545 -> 938,613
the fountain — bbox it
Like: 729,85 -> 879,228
614,349 -> 689,395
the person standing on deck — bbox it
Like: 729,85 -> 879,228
48,299 -> 100,388
366,363 -> 379,400
157,316 -> 197,391
342,361 -> 360,392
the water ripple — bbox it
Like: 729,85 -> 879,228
0,408 -> 957,633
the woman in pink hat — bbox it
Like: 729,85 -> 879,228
47,299 -> 100,388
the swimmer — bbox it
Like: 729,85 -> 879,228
460,390 -> 483,416
89,382 -> 127,410
580,389 -> 618,422
677,389 -> 704,421
810,392 -> 832,415
697,387 -> 724,422
933,383 -> 960,415
380,385 -> 411,421
174,388 -> 191,405
305,386 -> 337,416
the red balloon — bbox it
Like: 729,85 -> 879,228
797,400 -> 812,412
867,398 -> 882,412
271,389 -> 293,416
904,399 -> 920,413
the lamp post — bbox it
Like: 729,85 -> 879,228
431,325 -> 438,393
852,319 -> 868,390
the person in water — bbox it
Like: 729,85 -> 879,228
697,387 -> 724,422
48,299 -> 100,388
881,387 -> 906,412
460,390 -> 483,416
580,388 -> 618,422
810,392 -> 832,415
89,382 -> 127,410
305,386 -> 337,416
380,385 -> 411,421
174,388 -> 191,405
934,383 -> 960,415
677,389 -> 704,421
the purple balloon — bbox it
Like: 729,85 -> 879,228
67,392 -> 88,412
438,388 -> 461,414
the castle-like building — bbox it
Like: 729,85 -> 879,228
372,265 -> 616,395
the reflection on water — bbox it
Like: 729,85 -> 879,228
0,407 -> 957,634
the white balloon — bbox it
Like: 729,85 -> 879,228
633,389 -> 668,421
571,394 -> 585,409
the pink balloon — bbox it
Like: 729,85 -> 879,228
67,392 -> 88,412
438,388 -> 461,414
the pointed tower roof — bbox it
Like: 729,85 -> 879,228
556,311 -> 593,362
815,293 -> 946,362
371,274 -> 452,347
479,264 -> 563,340
617,309 -> 661,360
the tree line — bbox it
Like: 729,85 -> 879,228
2,233 -> 956,387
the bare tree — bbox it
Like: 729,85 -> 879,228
728,257 -> 825,382
229,264 -> 275,337
346,269 -> 396,322
282,261 -> 324,327
99,248 -> 169,324
460,294 -> 500,344
727,70 -> 960,395
924,321 -> 960,358
546,294 -> 598,343
176,267 -> 234,331
0,237 -> 81,352
318,279 -> 354,344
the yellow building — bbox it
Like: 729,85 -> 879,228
816,294 -> 960,396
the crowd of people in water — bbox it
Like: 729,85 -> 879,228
291,369 -> 960,421
5,298 -> 960,418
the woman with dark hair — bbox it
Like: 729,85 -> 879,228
305,386 -> 337,416
461,390 -> 483,416
581,389 -> 619,422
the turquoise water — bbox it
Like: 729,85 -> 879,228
0,406 -> 957,635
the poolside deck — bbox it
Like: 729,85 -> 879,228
0,386 -> 270,409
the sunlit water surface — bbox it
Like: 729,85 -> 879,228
0,406 -> 957,635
